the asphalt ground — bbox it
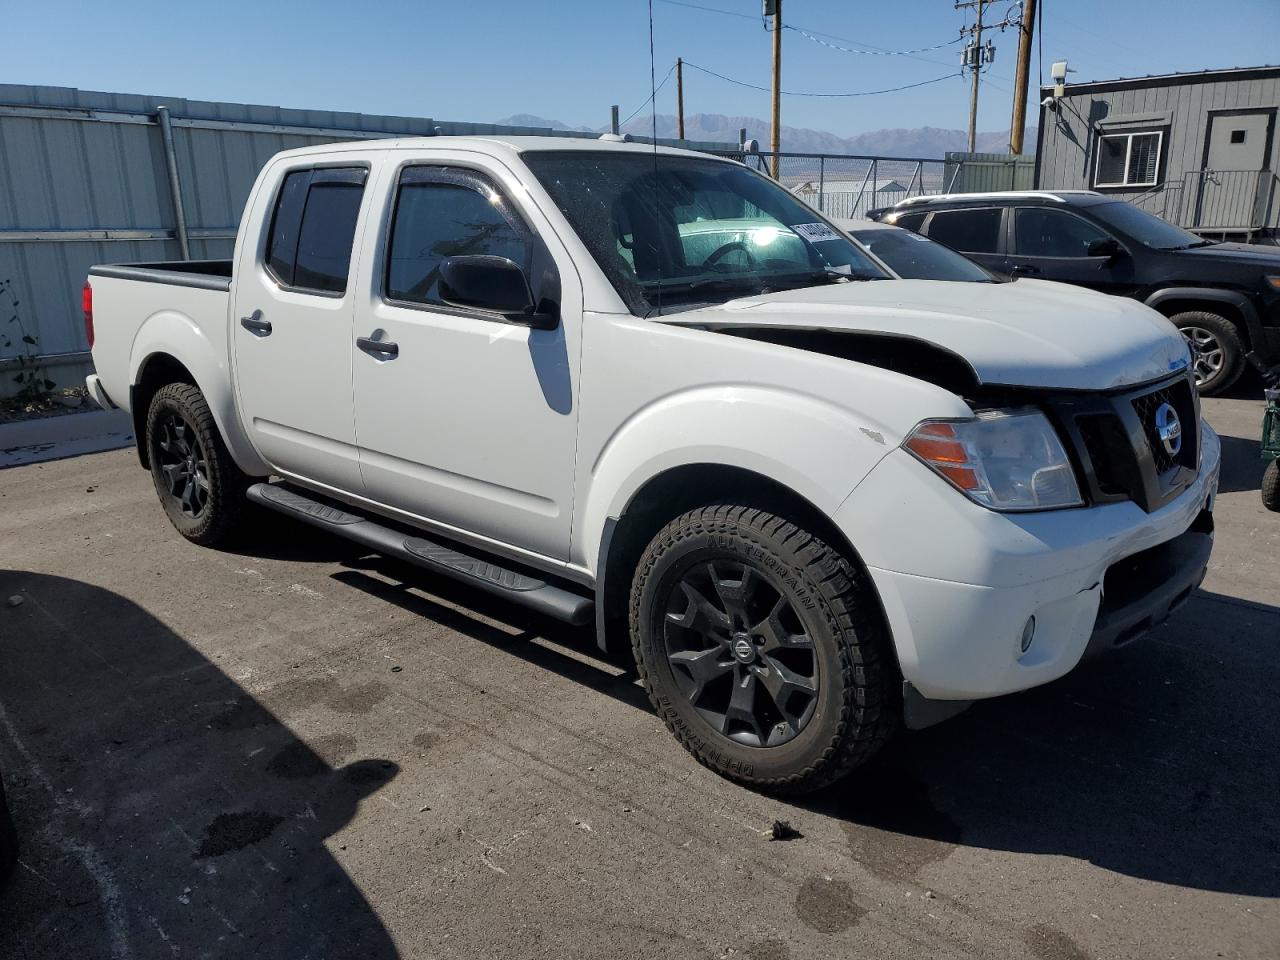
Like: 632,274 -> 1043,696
0,393 -> 1277,960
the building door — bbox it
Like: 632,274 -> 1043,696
1196,110 -> 1275,230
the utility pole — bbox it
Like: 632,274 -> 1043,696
676,57 -> 685,140
766,0 -> 782,178
956,0 -> 994,153
1008,0 -> 1037,153
610,104 -> 620,136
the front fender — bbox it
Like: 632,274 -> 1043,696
575,384 -> 903,573
129,310 -> 269,476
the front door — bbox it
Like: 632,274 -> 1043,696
232,160 -> 374,493
1006,206 -> 1136,294
1198,110 -> 1275,229
350,159 -> 581,561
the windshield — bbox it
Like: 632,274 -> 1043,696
849,227 -> 993,282
522,151 -> 889,315
1089,201 -> 1209,250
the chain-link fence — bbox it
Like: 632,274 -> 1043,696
708,150 -> 1035,220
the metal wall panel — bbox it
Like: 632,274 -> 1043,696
0,83 -> 735,397
1035,71 -> 1280,236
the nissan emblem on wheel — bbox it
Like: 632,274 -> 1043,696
82,137 -> 1219,792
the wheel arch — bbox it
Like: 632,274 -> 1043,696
1144,287 -> 1263,347
593,462 -> 894,675
127,310 -> 269,476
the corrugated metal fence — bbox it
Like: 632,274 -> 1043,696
0,83 -> 733,397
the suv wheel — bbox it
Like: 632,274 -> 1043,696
1173,310 -> 1245,396
145,383 -> 252,546
630,505 -> 897,794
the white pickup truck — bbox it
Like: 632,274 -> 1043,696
84,136 -> 1219,793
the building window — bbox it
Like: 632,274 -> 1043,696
1230,129 -> 1247,144
1094,131 -> 1163,188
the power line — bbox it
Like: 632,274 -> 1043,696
786,25 -> 963,57
619,61 -> 677,127
683,61 -> 963,98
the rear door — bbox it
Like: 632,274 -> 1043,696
349,155 -> 582,561
920,206 -> 1008,274
232,158 -> 374,493
1007,206 -> 1135,294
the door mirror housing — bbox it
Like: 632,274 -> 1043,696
1086,237 -> 1123,258
439,255 -> 558,329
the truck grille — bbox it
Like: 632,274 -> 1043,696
1049,373 -> 1200,514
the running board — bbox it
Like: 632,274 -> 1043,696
246,483 -> 594,626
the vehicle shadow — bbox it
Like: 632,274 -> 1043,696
330,557 -> 1280,898
0,570 -> 401,959
799,588 -> 1280,898
1216,432 -> 1268,493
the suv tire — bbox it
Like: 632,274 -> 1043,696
1173,310 -> 1245,396
630,504 -> 897,794
145,383 -> 252,546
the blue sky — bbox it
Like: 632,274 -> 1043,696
4,0 -> 1278,136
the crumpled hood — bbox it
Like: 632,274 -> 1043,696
657,278 -> 1191,391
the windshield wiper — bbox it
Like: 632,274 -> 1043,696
1171,239 -> 1218,249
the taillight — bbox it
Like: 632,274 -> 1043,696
82,281 -> 94,349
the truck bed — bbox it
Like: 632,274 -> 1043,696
88,259 -> 233,292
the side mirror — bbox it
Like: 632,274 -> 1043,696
439,255 -> 558,329
1087,237 -> 1123,258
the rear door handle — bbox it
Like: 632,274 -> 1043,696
356,335 -> 399,359
1010,264 -> 1040,276
240,310 -> 272,336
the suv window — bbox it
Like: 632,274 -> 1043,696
265,167 -> 367,294
925,208 -> 1002,254
1014,208 -> 1111,258
890,211 -> 926,232
386,167 -> 531,308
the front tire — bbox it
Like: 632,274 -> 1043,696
1173,310 -> 1245,396
629,505 -> 897,794
145,383 -> 250,546
1263,461 -> 1280,513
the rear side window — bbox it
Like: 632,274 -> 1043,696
265,167 -> 367,294
890,211 -> 926,232
926,208 -> 1003,254
386,167 -> 531,308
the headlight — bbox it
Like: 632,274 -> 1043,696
904,408 -> 1083,511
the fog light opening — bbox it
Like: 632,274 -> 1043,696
1020,616 -> 1037,654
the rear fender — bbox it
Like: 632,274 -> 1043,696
129,310 -> 269,476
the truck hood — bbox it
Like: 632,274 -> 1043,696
656,278 -> 1190,391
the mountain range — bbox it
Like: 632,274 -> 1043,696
495,112 -> 1034,158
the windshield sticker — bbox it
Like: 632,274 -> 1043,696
792,222 -> 842,243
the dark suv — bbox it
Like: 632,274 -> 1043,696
878,191 -> 1280,395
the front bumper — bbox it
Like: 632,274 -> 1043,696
835,423 -> 1220,706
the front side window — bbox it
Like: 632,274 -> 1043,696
265,167 -> 367,294
386,168 -> 531,307
523,151 -> 887,316
925,208 -> 1003,254
1013,208 -> 1111,258
1095,131 -> 1162,188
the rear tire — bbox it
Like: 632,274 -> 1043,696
629,505 -> 897,794
1263,461 -> 1280,513
1173,310 -> 1245,396
145,383 -> 251,546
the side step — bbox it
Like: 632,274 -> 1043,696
246,483 -> 594,626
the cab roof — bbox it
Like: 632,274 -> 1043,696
267,134 -> 732,164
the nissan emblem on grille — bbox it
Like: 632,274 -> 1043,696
1155,402 -> 1183,457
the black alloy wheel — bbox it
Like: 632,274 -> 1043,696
155,412 -> 211,519
663,559 -> 819,747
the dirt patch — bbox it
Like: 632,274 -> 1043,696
195,811 -> 285,858
793,876 -> 865,934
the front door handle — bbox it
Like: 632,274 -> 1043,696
240,310 -> 272,336
356,335 -> 399,359
1010,264 -> 1040,276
